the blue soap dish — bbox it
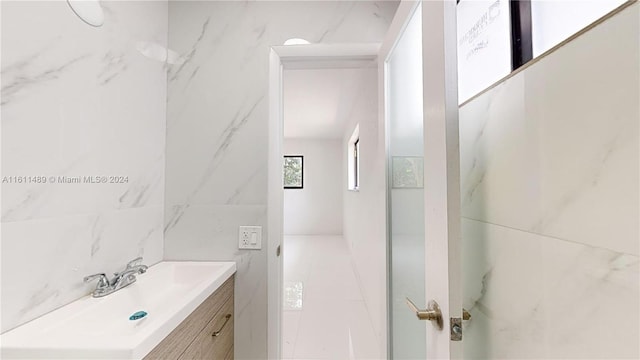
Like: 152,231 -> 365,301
129,311 -> 148,321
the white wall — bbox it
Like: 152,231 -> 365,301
163,2 -> 398,359
1,1 -> 167,333
283,139 -> 343,235
340,66 -> 388,354
459,3 -> 639,358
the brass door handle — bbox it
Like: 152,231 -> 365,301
406,297 -> 443,330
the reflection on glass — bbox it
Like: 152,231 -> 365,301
392,157 -> 424,189
284,281 -> 304,310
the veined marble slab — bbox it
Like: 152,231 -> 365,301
2,1 -> 167,222
462,218 -> 639,359
1,206 -> 164,333
1,0 -> 168,333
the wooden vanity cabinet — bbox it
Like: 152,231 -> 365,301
144,275 -> 235,360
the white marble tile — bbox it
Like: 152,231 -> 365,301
283,235 -> 317,286
541,238 -> 639,359
2,1 -> 167,222
1,0 -> 167,333
462,218 -> 640,359
523,5 -> 639,257
1,205 -> 164,333
1,214 -> 93,333
459,4 -> 639,256
163,203 -> 268,359
233,250 -> 269,360
461,218 -> 547,359
305,250 -> 362,303
284,236 -> 381,360
86,206 -> 164,275
294,299 -> 380,360
164,204 -> 267,260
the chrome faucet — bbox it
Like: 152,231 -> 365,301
84,257 -> 148,298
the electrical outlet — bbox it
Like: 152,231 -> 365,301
238,226 -> 262,250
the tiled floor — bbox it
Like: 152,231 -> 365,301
282,235 -> 381,360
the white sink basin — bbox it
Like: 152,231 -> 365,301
1,261 -> 236,359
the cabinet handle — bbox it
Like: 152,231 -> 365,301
212,314 -> 232,337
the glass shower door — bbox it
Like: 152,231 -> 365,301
384,1 -> 462,359
386,3 -> 426,359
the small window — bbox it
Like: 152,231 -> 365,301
530,0 -> 627,57
456,0 -> 511,104
348,125 -> 360,191
353,138 -> 360,189
283,155 -> 303,189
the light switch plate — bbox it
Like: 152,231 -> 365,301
238,225 -> 262,250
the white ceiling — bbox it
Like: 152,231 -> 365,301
283,67 -> 371,139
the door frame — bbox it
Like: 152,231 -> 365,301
267,43 -> 380,359
419,2 -> 462,358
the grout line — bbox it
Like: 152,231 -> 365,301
343,236 -> 382,358
461,216 -> 639,257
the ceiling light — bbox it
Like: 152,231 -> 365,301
284,38 -> 311,46
67,0 -> 104,27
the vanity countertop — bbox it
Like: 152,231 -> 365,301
1,261 -> 236,359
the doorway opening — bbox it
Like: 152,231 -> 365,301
267,44 -> 387,359
282,67 -> 375,359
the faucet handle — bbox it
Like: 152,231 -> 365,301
84,273 -> 109,288
126,257 -> 143,269
114,257 -> 147,278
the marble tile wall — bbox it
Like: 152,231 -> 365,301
459,3 -> 639,358
164,2 -> 398,359
1,1 -> 167,333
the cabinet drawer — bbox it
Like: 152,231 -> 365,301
144,276 -> 234,359
179,294 -> 234,360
